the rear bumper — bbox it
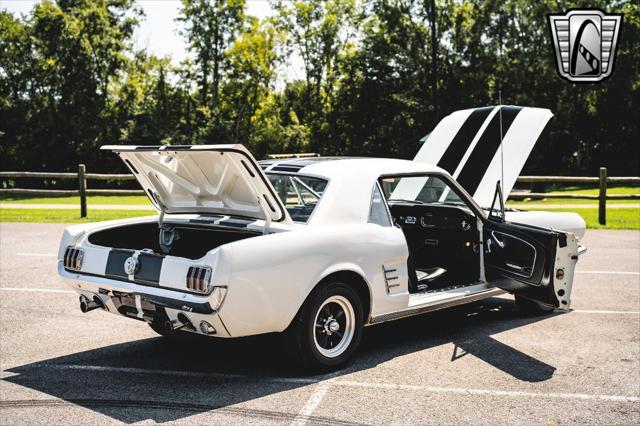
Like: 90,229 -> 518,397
58,262 -> 232,337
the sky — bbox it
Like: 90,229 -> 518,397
0,0 -> 298,77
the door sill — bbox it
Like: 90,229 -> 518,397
370,283 -> 505,325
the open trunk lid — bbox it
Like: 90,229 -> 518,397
102,144 -> 292,224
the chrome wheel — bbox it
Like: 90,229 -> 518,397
313,295 -> 355,358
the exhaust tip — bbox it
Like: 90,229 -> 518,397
163,320 -> 180,333
199,320 -> 216,335
79,295 -> 103,313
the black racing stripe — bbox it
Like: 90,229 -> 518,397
436,107 -> 494,174
135,253 -> 163,286
217,218 -> 252,228
105,249 -> 134,280
271,165 -> 304,172
455,106 -> 523,195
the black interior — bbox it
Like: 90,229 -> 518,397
88,223 -> 258,260
482,219 -> 559,306
389,203 -> 480,293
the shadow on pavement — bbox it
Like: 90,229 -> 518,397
2,296 -> 558,423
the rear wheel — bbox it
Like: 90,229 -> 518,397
288,281 -> 364,371
515,294 -> 555,315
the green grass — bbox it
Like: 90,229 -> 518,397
1,206 -> 637,229
1,184 -> 638,229
549,208 -> 639,230
0,208 -> 153,223
548,185 -> 639,195
3,186 -> 637,206
0,194 -> 150,205
508,185 -> 639,205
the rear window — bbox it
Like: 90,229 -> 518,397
267,174 -> 327,223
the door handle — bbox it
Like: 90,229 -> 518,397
505,262 -> 524,271
491,231 -> 506,249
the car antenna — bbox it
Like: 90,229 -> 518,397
498,90 -> 505,197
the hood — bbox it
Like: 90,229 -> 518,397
102,144 -> 292,224
414,106 -> 553,207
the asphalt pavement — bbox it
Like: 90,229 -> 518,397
0,223 -> 638,425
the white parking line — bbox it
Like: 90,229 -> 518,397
573,309 -> 640,315
6,364 -> 638,405
0,287 -> 74,294
332,380 -> 640,403
30,363 -> 247,379
16,253 -> 57,257
576,270 -> 640,275
291,381 -> 333,426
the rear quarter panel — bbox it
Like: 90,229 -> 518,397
219,224 -> 410,337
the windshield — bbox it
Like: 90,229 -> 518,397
380,175 -> 469,208
267,173 -> 327,223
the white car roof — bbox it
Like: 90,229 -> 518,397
262,157 -> 444,178
262,157 -> 448,226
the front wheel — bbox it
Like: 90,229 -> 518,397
287,281 -> 364,371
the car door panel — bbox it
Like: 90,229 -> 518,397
484,220 -> 577,309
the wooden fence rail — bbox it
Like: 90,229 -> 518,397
1,165 -> 638,224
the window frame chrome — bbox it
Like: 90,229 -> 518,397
264,171 -> 330,224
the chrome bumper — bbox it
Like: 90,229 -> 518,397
58,262 -> 231,337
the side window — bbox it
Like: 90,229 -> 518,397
380,175 -> 466,207
368,183 -> 392,227
266,173 -> 327,223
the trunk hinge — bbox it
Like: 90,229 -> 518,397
157,199 -> 179,253
257,197 -> 271,235
158,202 -> 166,229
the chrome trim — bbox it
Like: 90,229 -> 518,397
382,265 -> 400,294
488,231 -> 537,280
370,287 -> 505,324
377,171 -> 486,220
490,231 -> 506,249
186,265 -> 213,294
292,176 -> 321,199
58,262 -> 211,306
64,246 -> 84,271
578,244 -> 587,256
264,171 -> 329,225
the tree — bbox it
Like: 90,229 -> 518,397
0,0 -> 141,171
178,0 -> 245,113
223,17 -> 282,149
1,0 -> 638,175
273,0 -> 360,151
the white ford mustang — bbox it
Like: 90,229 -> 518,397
58,106 -> 586,369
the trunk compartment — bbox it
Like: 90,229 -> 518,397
88,222 -> 258,260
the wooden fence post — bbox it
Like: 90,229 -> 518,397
78,164 -> 87,218
598,167 -> 607,225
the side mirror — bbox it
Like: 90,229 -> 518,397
489,181 -> 505,222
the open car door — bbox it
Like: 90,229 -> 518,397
483,184 -> 578,310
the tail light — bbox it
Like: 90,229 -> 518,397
186,266 -> 212,293
64,246 -> 84,271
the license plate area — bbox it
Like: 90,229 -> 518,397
111,291 -> 157,321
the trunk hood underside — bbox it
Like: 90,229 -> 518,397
102,144 -> 291,223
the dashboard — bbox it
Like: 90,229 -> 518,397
389,203 -> 476,233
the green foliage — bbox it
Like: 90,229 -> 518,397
0,0 -> 638,176
0,208 -> 153,223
